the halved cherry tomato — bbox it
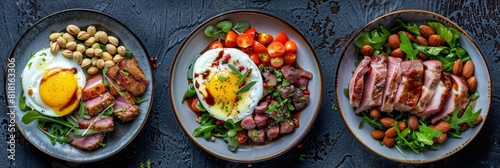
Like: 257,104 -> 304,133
284,40 -> 297,52
209,41 -> 223,49
283,52 -> 297,64
244,27 -> 256,39
225,30 -> 237,47
267,41 -> 285,58
270,57 -> 284,68
237,33 -> 254,48
258,33 -> 273,45
252,41 -> 267,53
258,52 -> 270,64
274,32 -> 288,44
236,131 -> 248,144
191,98 -> 201,112
249,52 -> 260,65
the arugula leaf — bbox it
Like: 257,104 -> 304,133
390,19 -> 421,36
449,106 -> 481,132
425,22 -> 460,48
413,44 -> 449,56
181,83 -> 196,103
354,25 -> 391,49
359,115 -> 386,130
22,111 -> 75,128
37,125 -> 72,145
398,32 -> 418,60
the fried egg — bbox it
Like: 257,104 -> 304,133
193,48 -> 263,122
22,48 -> 86,117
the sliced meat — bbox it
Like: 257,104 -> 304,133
85,92 -> 115,116
267,100 -> 279,119
297,68 -> 313,79
349,56 -> 371,108
254,113 -> 268,128
420,72 -> 452,118
254,101 -> 268,114
81,74 -> 106,101
109,89 -> 138,104
247,129 -> 265,144
278,84 -> 295,99
295,77 -> 309,90
393,60 -> 424,112
292,89 -> 310,111
356,55 -> 388,113
113,94 -> 139,122
412,60 -> 442,113
380,57 -> 402,112
78,115 -> 114,132
279,119 -> 296,135
266,125 -> 280,139
241,115 -> 256,129
431,74 -> 470,124
68,132 -> 104,151
280,65 -> 299,83
262,70 -> 277,87
106,57 -> 149,96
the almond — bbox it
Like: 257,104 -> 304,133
388,34 -> 401,49
385,127 -> 397,138
460,123 -> 470,132
429,124 -> 435,129
398,31 -> 415,42
467,76 -> 477,93
371,129 -> 385,140
361,45 -> 374,56
434,121 -> 451,133
369,108 -> 381,120
416,36 -> 429,46
408,115 -> 419,130
417,52 -> 429,60
383,136 -> 395,147
462,60 -> 474,78
428,34 -> 443,46
419,25 -> 435,39
434,133 -> 447,144
452,59 -> 463,75
472,115 -> 483,125
391,48 -> 405,59
398,121 -> 407,131
380,117 -> 397,128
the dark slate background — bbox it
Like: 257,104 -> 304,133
1,0 -> 498,167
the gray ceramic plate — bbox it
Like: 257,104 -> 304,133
170,9 -> 322,162
336,10 -> 491,163
5,9 -> 154,163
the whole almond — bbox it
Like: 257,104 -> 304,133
472,115 -> 483,125
408,115 -> 419,130
417,52 -> 429,60
383,136 -> 395,147
460,123 -> 470,132
398,31 -> 415,42
434,133 -> 447,144
398,121 -> 407,131
369,108 -> 381,120
428,34 -> 443,46
385,127 -> 397,138
434,121 -> 451,133
391,48 -> 405,59
467,76 -> 477,93
416,36 -> 429,46
462,60 -> 474,78
371,129 -> 385,140
452,59 -> 463,75
361,45 -> 374,56
388,34 -> 401,49
429,124 -> 435,129
380,117 -> 397,128
419,25 -> 435,39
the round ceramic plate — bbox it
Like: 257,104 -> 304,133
336,10 -> 491,163
5,9 -> 154,163
170,9 -> 322,162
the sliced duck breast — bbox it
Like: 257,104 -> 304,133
431,74 -> 470,124
420,72 -> 452,118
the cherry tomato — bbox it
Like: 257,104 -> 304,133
267,41 -> 285,58
191,98 -> 201,112
270,57 -> 284,68
257,33 -> 273,45
283,52 -> 297,64
249,52 -> 260,65
237,33 -> 254,48
274,32 -> 289,44
258,52 -> 270,64
284,40 -> 297,52
225,30 -> 237,47
244,27 -> 256,39
209,41 -> 223,49
252,41 -> 267,53
236,131 -> 248,144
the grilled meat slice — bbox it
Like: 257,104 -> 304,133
349,56 -> 371,108
356,55 -> 388,113
279,119 -> 296,135
380,57 -> 402,112
412,60 -> 442,113
431,74 -> 470,124
254,113 -> 268,128
106,57 -> 149,96
68,132 -> 104,151
420,72 -> 452,118
78,115 -> 114,132
113,93 -> 139,122
253,101 -> 268,114
393,60 -> 424,112
81,74 -> 106,101
266,125 -> 280,139
85,92 -> 115,116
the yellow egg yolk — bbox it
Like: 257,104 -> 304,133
39,68 -> 80,116
207,70 -> 239,104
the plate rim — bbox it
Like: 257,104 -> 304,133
335,9 -> 492,163
169,9 -> 323,163
4,8 -> 155,163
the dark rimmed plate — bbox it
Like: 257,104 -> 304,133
170,9 -> 322,163
5,9 -> 154,163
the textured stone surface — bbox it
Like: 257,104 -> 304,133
0,0 -> 499,167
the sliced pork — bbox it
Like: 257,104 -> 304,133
68,132 -> 105,151
412,60 -> 442,113
113,93 -> 139,122
349,56 -> 371,108
393,60 -> 424,112
81,74 -> 106,101
106,57 -> 149,96
85,92 -> 115,116
356,55 -> 388,113
420,72 -> 452,118
78,115 -> 114,132
380,57 -> 402,112
431,74 -> 470,124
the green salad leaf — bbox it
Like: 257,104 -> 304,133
398,32 -> 418,60
354,25 -> 391,49
449,106 -> 481,133
390,19 -> 421,36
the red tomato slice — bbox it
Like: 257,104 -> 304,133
267,41 -> 285,58
274,32 -> 288,44
249,52 -> 260,65
191,98 -> 201,112
225,30 -> 237,47
237,34 -> 254,48
283,52 -> 297,64
284,40 -> 297,52
244,27 -> 256,39
258,52 -> 270,64
209,41 -> 223,49
270,57 -> 284,69
257,33 -> 273,45
252,41 -> 267,53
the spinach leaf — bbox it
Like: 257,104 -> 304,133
232,21 -> 250,34
187,54 -> 201,79
354,25 -> 391,49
